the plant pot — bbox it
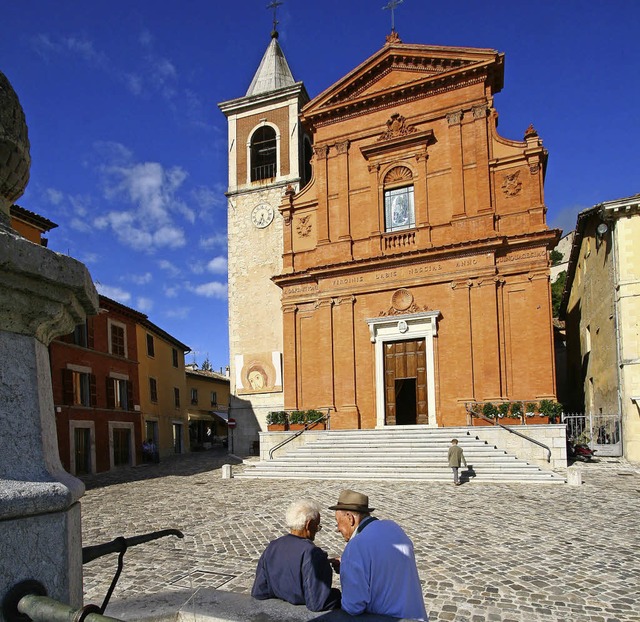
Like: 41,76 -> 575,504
289,423 -> 305,431
472,418 -> 495,426
267,424 -> 287,431
501,417 -> 523,425
524,415 -> 549,425
306,420 -> 326,430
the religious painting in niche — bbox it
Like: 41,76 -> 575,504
236,352 -> 282,395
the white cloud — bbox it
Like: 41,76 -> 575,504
136,297 -> 154,312
206,256 -> 227,274
187,281 -> 228,300
163,285 -> 180,298
158,260 -> 181,277
95,151 -> 192,252
46,188 -> 64,205
126,272 -> 153,285
199,233 -> 227,249
165,306 -> 190,319
96,284 -> 132,304
31,33 -> 109,69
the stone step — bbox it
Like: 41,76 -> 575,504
242,428 -> 565,484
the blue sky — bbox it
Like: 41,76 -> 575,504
2,1 -> 638,371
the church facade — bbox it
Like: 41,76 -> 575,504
221,31 -> 560,451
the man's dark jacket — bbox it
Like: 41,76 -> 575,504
251,533 -> 341,611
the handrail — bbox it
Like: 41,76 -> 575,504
467,406 -> 552,463
2,580 -> 123,622
82,529 -> 184,614
268,408 -> 330,460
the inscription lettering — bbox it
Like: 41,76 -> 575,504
408,264 -> 442,275
332,276 -> 364,286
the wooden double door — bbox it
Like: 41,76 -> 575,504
384,339 -> 428,425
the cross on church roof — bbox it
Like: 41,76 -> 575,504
267,0 -> 283,38
383,0 -> 403,33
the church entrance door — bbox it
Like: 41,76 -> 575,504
384,339 -> 428,425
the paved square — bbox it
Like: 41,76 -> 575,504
80,450 -> 640,621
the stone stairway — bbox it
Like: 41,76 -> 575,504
236,427 -> 565,484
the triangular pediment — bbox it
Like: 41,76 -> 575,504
302,41 -> 503,124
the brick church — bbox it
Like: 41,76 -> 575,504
220,25 -> 560,454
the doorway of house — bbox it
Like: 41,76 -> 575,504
384,339 -> 428,425
113,427 -> 131,466
74,427 -> 91,475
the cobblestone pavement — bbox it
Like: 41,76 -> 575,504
80,450 -> 640,622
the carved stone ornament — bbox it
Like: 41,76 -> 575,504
529,162 -> 540,175
398,319 -> 409,334
335,140 -> 350,155
472,104 -> 488,119
391,288 -> 414,312
446,110 -> 463,126
296,215 -> 312,238
501,170 -> 522,197
524,124 -> 538,139
313,144 -> 330,160
379,302 -> 428,317
378,113 -> 416,141
386,31 -> 402,44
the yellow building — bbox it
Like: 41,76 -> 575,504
185,366 -> 231,450
136,320 -> 190,459
561,193 -> 640,462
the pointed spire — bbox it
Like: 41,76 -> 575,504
246,35 -> 296,96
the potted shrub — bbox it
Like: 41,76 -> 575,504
305,409 -> 327,430
288,410 -> 307,430
503,401 -> 523,425
537,399 -> 562,424
525,402 -> 537,419
266,411 -> 288,431
481,402 -> 499,424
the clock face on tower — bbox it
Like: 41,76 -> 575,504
251,203 -> 274,229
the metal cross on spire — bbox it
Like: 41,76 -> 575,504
383,0 -> 404,33
267,0 -> 283,37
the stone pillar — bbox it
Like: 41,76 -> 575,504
0,230 -> 99,616
0,68 -> 99,617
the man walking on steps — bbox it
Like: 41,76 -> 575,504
448,438 -> 467,486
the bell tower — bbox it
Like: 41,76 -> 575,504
218,25 -> 310,454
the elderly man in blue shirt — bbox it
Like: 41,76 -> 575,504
329,489 -> 428,621
251,498 -> 341,612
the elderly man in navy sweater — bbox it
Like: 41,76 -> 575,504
251,498 -> 341,612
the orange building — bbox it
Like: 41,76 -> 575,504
221,31 -> 560,446
278,35 -> 560,429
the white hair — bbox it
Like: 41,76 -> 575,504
285,499 -> 321,531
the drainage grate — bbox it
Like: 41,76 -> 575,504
170,570 -> 235,589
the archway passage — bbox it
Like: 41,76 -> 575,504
384,339 -> 427,425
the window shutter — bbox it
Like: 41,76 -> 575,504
90,374 -> 97,407
62,369 -> 74,405
106,378 -> 115,409
87,322 -> 95,349
127,380 -> 134,411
